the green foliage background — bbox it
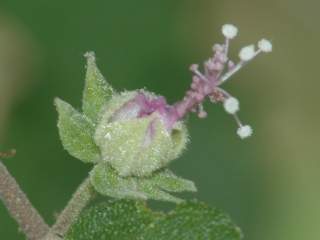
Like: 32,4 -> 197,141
0,0 -> 319,239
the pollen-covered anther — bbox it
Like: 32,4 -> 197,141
237,125 -> 253,139
224,97 -> 240,114
258,39 -> 273,53
239,45 -> 256,61
222,24 -> 238,39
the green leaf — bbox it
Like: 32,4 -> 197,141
82,52 -> 114,123
141,201 -> 243,240
90,163 -> 196,203
66,200 -> 242,240
55,98 -> 100,163
66,200 -> 158,240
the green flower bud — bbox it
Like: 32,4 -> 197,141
94,91 -> 188,177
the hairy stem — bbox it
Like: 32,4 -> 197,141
0,160 -> 49,240
48,177 -> 96,238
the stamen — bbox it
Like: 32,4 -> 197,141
190,64 -> 209,82
233,114 -> 253,139
218,61 -> 244,84
218,49 -> 262,84
224,38 -> 230,58
170,24 -> 270,139
233,113 -> 243,128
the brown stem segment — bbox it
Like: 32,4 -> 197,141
49,177 -> 96,238
0,160 -> 49,240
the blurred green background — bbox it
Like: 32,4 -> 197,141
0,0 -> 319,239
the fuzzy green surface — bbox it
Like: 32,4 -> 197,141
90,162 -> 196,203
82,52 -> 114,124
90,163 -> 147,200
149,169 -> 196,193
142,201 -> 243,240
55,98 -> 100,163
95,115 -> 173,176
66,200 -> 242,240
96,91 -> 138,123
95,91 -> 189,177
170,121 -> 189,160
65,200 -> 158,240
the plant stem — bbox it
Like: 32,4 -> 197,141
48,176 -> 96,238
0,160 -> 49,240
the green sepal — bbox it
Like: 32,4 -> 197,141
55,98 -> 100,163
139,169 -> 196,203
82,52 -> 114,124
90,162 -> 196,203
151,169 -> 196,193
89,162 -> 147,200
139,180 -> 184,203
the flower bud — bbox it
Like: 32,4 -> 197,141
94,90 -> 188,177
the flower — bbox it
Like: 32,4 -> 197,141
55,23 -> 272,203
94,91 -> 188,177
